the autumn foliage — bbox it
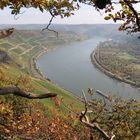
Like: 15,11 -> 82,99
0,0 -> 140,139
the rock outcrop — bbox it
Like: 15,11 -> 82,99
0,50 -> 12,64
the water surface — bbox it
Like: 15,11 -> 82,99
37,38 -> 140,100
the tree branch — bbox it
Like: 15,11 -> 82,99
42,16 -> 58,37
80,90 -> 88,121
123,0 -> 140,30
81,120 -> 115,140
79,90 -> 115,140
0,86 -> 57,99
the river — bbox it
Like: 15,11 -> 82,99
37,38 -> 140,100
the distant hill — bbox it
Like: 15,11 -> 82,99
1,24 -> 140,45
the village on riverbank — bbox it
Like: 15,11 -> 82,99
91,40 -> 140,88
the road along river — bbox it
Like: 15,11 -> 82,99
37,38 -> 140,100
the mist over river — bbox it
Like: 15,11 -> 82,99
37,38 -> 140,100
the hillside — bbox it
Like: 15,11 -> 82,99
0,29 -> 82,74
2,24 -> 140,42
0,25 -> 95,139
0,27 -> 84,117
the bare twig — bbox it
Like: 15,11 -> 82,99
42,16 -> 58,37
14,15 -> 19,20
14,11 -> 25,20
80,90 -> 90,123
80,90 -> 88,119
0,86 -> 57,99
81,120 -> 115,140
79,90 -> 115,140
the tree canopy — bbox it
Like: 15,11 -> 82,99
0,0 -> 140,33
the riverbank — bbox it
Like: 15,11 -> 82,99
28,46 -> 86,104
90,49 -> 140,88
29,48 -> 48,80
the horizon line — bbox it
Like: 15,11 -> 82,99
0,23 -> 120,25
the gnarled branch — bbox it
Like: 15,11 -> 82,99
80,90 -> 115,140
0,86 -> 57,99
81,119 -> 115,140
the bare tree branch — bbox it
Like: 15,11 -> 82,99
79,90 -> 88,121
0,86 -> 57,99
42,16 -> 58,37
81,120 -> 115,140
79,90 -> 115,140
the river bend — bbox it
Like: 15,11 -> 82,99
37,38 -> 140,100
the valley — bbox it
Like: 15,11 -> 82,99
0,24 -> 140,139
1,24 -> 139,101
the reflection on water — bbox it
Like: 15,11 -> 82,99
37,38 -> 140,100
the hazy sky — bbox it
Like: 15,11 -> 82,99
0,4 -> 115,24
0,2 -> 139,25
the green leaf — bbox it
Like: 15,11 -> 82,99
104,16 -> 111,20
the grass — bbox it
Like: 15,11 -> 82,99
11,48 -> 23,54
32,79 -> 83,110
0,43 -> 13,49
118,52 -> 136,60
1,63 -> 83,113
134,64 -> 140,69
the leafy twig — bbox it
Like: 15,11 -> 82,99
124,0 -> 140,30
